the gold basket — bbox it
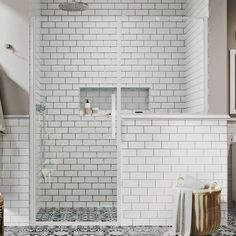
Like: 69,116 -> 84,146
191,189 -> 221,236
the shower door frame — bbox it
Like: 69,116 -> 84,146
29,16 -> 37,226
30,15 -> 209,226
29,16 -> 122,226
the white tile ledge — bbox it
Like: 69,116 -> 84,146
4,115 -> 29,119
122,114 -> 230,120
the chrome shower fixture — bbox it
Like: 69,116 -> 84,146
36,103 -> 46,113
59,0 -> 89,11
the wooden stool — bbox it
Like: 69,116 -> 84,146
0,194 -> 4,236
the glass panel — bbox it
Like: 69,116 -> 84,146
33,14 -> 206,223
120,16 -> 205,114
35,16 -> 118,223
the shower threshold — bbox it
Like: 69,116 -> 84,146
36,207 -> 117,222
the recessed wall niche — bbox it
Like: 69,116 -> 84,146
80,87 -> 149,112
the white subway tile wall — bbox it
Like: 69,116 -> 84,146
120,17 -> 186,112
0,118 -> 29,226
183,0 -> 207,112
40,15 -> 119,207
38,0 -> 209,210
184,18 -> 205,112
40,116 -> 117,208
121,118 -> 227,225
40,0 -> 186,17
185,0 -> 209,18
40,0 -> 184,208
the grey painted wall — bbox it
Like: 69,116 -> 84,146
228,0 -> 236,49
0,0 -> 29,115
0,65 -> 29,115
208,0 -> 228,115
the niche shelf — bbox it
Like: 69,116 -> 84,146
80,87 -> 150,112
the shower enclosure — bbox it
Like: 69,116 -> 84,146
30,0 -> 209,225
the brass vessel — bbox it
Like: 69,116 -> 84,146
191,189 -> 221,236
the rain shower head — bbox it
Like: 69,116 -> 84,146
59,0 -> 89,11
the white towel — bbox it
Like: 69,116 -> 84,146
173,176 -> 205,236
0,99 -> 6,135
173,187 -> 192,236
173,188 -> 182,234
181,189 -> 192,236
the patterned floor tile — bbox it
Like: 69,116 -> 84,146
5,208 -> 236,236
36,207 -> 117,222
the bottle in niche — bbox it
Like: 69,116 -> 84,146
84,99 -> 92,115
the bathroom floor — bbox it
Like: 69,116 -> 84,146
5,208 -> 236,236
4,225 -> 235,236
36,207 -> 117,222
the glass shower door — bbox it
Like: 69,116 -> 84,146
35,16 -> 119,223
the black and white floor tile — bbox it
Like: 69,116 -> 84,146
5,208 -> 236,236
36,207 -> 117,222
5,226 -> 173,236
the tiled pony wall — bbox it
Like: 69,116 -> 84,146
121,118 -> 227,225
0,117 -> 29,226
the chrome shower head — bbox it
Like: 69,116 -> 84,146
59,0 -> 89,11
